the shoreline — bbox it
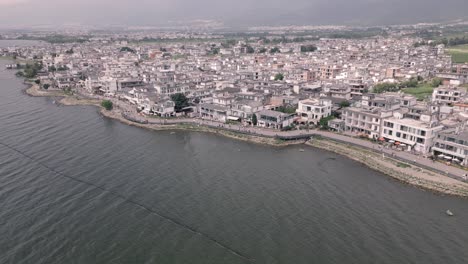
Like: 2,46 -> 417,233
24,84 -> 468,197
308,138 -> 468,198
24,84 -> 301,147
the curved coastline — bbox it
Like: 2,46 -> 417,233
24,83 -> 468,197
24,84 -> 298,146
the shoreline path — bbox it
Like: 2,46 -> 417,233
67,88 -> 468,184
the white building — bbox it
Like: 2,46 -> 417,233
256,110 -> 294,129
432,86 -> 466,105
432,128 -> 468,167
342,107 -> 393,139
381,115 -> 443,154
296,98 -> 332,125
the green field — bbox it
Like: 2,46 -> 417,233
402,85 -> 434,101
448,44 -> 468,63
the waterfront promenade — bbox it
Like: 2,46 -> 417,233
106,98 -> 468,183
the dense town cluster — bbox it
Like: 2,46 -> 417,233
3,33 -> 468,166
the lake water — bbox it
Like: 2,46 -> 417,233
1,43 -> 467,264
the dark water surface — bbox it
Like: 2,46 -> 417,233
1,46 -> 467,264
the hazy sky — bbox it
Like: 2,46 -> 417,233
0,0 -> 467,28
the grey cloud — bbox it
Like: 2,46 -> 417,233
0,0 -> 467,28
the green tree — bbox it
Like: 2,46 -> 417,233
431,78 -> 443,88
300,45 -> 317,52
43,84 -> 50,90
252,114 -> 258,126
277,105 -> 297,114
373,82 -> 399,93
48,65 -> 56,72
246,45 -> 255,54
24,67 -> 37,78
65,48 -> 74,54
209,47 -> 220,55
259,48 -> 267,53
170,93 -> 189,112
22,62 -> 42,78
319,116 -> 335,129
15,71 -> 24,77
120,47 -> 135,53
34,79 -> 40,84
274,73 -> 284,81
339,101 -> 350,108
270,47 -> 280,54
101,100 -> 113,111
402,78 -> 418,88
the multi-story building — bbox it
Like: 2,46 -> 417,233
199,103 -> 229,122
323,84 -> 352,101
342,107 -> 393,139
296,98 -> 332,125
381,115 -> 443,154
256,110 -> 294,129
319,65 -> 342,80
348,78 -> 368,98
432,127 -> 468,167
432,86 -> 466,105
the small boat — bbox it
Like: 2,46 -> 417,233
299,149 -> 305,152
170,132 -> 176,135
446,210 -> 454,216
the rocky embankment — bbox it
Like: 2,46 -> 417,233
308,138 -> 468,197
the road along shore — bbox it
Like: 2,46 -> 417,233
25,84 -> 468,197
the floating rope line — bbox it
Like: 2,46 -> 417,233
0,141 -> 253,263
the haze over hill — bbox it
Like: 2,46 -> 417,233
0,0 -> 467,28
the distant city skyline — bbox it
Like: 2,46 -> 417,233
0,0 -> 467,28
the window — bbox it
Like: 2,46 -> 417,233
396,132 -> 401,138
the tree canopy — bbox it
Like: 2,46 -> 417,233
270,47 -> 280,54
300,45 -> 317,52
339,101 -> 350,108
431,78 -> 443,88
319,116 -> 335,129
101,100 -> 113,111
252,114 -> 258,126
22,62 -> 42,78
277,105 -> 297,114
373,78 -> 418,93
170,93 -> 189,112
274,73 -> 284,81
120,47 -> 135,53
